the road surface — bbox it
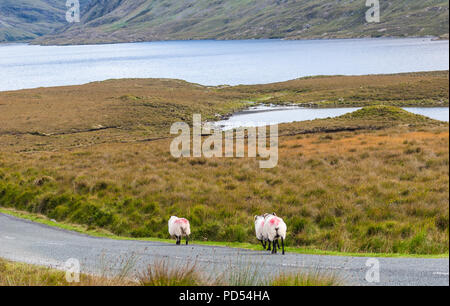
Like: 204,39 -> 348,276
0,213 -> 448,286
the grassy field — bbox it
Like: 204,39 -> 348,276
0,72 -> 448,255
0,71 -> 447,146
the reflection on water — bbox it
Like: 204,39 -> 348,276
215,106 -> 449,130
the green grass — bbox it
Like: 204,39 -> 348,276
341,106 -> 440,123
1,208 -> 447,259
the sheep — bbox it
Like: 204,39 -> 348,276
254,215 -> 267,249
262,213 -> 287,255
168,216 -> 191,245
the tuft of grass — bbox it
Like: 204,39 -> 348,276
217,261 -> 268,286
341,105 -> 438,124
271,271 -> 343,286
0,258 -> 134,286
138,260 -> 205,286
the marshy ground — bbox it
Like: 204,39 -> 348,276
0,71 -> 448,256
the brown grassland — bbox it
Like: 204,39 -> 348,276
0,71 -> 448,255
0,258 -> 342,286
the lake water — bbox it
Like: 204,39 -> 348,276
0,38 -> 448,91
214,106 -> 450,129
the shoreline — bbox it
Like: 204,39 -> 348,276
1,35 -> 448,47
0,70 -> 449,98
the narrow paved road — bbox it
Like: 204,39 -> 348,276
0,213 -> 448,286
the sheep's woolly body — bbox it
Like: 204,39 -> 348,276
168,216 -> 191,237
254,216 -> 266,241
263,214 -> 287,242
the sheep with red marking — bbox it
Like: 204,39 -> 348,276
168,216 -> 191,245
262,213 -> 287,255
254,215 -> 267,249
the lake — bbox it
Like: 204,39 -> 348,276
0,38 -> 448,91
214,106 -> 450,130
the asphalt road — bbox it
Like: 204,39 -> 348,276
0,213 -> 448,286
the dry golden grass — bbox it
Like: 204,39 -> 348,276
229,71 -> 449,107
138,260 -> 208,286
1,258 -> 344,286
0,74 -> 448,255
0,258 -> 134,286
271,271 -> 343,286
0,122 -> 447,254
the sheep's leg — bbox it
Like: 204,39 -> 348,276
260,240 -> 265,249
267,241 -> 272,251
281,237 -> 285,255
271,241 -> 277,254
176,236 -> 181,245
186,235 -> 189,246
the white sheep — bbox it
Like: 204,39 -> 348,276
168,216 -> 191,245
262,213 -> 287,255
254,215 -> 267,249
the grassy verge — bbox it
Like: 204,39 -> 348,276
0,257 -> 343,286
0,258 -> 135,286
1,208 -> 447,259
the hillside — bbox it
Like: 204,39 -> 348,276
2,0 -> 448,45
0,73 -> 448,255
0,0 -> 66,42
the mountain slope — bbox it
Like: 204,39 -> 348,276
1,0 -> 449,44
34,0 -> 449,45
0,0 -> 66,42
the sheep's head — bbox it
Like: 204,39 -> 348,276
254,215 -> 264,224
263,212 -> 276,218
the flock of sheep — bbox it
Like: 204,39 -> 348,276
168,213 -> 287,255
